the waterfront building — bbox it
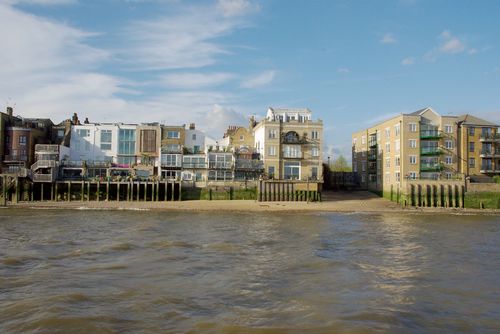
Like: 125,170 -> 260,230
160,125 -> 185,179
352,107 -> 499,194
253,107 -> 323,180
136,123 -> 161,176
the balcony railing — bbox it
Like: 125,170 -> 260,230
4,155 -> 28,162
420,147 -> 443,155
235,160 -> 264,170
182,162 -> 207,169
35,144 -> 59,153
282,152 -> 303,159
420,130 -> 442,139
160,162 -> 182,168
208,162 -> 233,169
31,160 -> 57,171
368,154 -> 377,161
420,163 -> 444,172
32,173 -> 54,182
480,150 -> 500,157
479,133 -> 500,141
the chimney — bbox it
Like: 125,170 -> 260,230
189,123 -> 195,130
72,113 -> 80,125
84,117 -> 89,124
249,116 -> 256,130
6,106 -> 13,117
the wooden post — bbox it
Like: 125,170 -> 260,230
106,182 -> 109,201
171,182 -> 175,201
87,182 -> 90,202
178,181 -> 182,201
68,181 -> 71,202
2,175 -> 7,206
96,181 -> 100,202
81,181 -> 84,202
117,182 -> 120,202
40,182 -> 44,202
143,182 -> 147,201
55,182 -> 59,202
164,182 -> 168,201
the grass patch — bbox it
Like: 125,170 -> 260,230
464,192 -> 500,209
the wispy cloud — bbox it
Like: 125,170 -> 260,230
217,0 -> 260,17
424,30 -> 474,62
401,57 -> 415,66
380,33 -> 397,44
337,67 -> 350,73
240,70 -> 275,88
160,72 -> 234,89
6,0 -> 77,5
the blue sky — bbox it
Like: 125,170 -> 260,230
1,0 -> 499,160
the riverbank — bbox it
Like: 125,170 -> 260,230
3,191 -> 499,215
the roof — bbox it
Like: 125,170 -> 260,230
268,107 -> 311,114
456,114 -> 498,127
405,107 -> 440,117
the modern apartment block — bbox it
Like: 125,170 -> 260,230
254,107 -> 323,181
352,107 -> 499,192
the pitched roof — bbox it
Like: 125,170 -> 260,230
456,114 -> 498,126
405,107 -> 440,117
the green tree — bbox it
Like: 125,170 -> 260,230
330,155 -> 351,172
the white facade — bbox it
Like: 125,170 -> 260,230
266,107 -> 312,122
70,124 -> 118,163
184,128 -> 205,154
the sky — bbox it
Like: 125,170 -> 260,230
1,0 -> 500,161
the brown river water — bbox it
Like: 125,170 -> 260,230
1,209 -> 499,333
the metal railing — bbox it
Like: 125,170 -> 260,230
420,163 -> 444,172
420,130 -> 442,139
31,160 -> 57,170
479,133 -> 500,141
208,162 -> 233,169
420,147 -> 442,155
35,144 -> 59,153
182,163 -> 207,169
235,160 -> 263,170
4,155 -> 28,162
32,173 -> 55,182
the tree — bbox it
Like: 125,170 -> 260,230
330,155 -> 351,172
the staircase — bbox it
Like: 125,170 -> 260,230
31,160 -> 58,182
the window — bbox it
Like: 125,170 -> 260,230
284,161 -> 300,180
269,129 -> 277,139
376,131 -> 381,142
395,156 -> 400,167
445,140 -> 453,149
409,155 -> 417,164
193,145 -> 200,153
361,135 -> 366,145
183,155 -> 205,168
57,129 -> 65,138
118,129 -> 136,155
409,172 -> 417,180
395,141 -> 400,154
385,158 -> 390,168
395,172 -> 401,182
311,131 -> 319,140
268,166 -> 275,177
469,142 -> 475,152
192,134 -> 196,140
445,156 -> 453,165
353,138 -> 357,146
311,146 -> 319,157
385,127 -> 390,139
353,164 -> 358,172
140,129 -> 157,153
444,125 -> 453,133
446,173 -> 453,179
395,124 -> 400,136
117,156 -> 136,166
385,143 -> 390,153
19,135 -> 27,145
384,173 -> 390,183
469,158 -> 475,168
5,136 -> 10,143
409,123 -> 417,132
361,174 -> 366,183
100,130 -> 112,150
268,146 -> 276,156
208,153 -> 232,169
77,129 -> 90,137
469,127 -> 475,135
362,161 -> 366,172
283,145 -> 301,158
240,135 -> 244,141
311,167 -> 318,180
362,151 -> 366,157
167,131 -> 180,139
409,139 -> 417,148
161,154 -> 181,167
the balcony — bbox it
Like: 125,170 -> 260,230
182,162 -> 207,169
479,167 -> 497,173
420,163 -> 444,172
368,141 -> 377,149
35,144 -> 59,153
4,155 -> 28,162
235,159 -> 264,170
420,147 -> 443,156
479,133 -> 500,142
420,130 -> 442,139
32,173 -> 54,182
208,162 -> 233,169
480,150 -> 500,158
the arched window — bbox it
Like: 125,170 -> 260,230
284,131 -> 300,143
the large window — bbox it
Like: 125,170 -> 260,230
161,154 -> 181,167
268,129 -> 277,139
284,161 -> 300,180
208,170 -> 233,181
208,153 -> 232,169
311,167 -> 318,180
268,166 -> 275,177
311,146 -> 319,157
283,145 -> 301,158
167,131 -> 180,139
117,156 -> 135,165
118,129 -> 136,155
268,146 -> 276,156
100,130 -> 112,150
141,129 -> 157,153
183,155 -> 206,168
77,129 -> 90,137
161,144 -> 181,153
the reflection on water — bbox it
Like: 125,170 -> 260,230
1,210 -> 499,333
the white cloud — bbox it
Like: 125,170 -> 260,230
380,33 -> 397,44
401,57 -> 415,66
240,70 -> 275,88
424,30 -> 473,62
216,0 -> 259,17
337,67 -> 350,73
201,104 -> 247,137
160,72 -> 234,89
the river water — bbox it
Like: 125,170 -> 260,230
1,209 -> 499,333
